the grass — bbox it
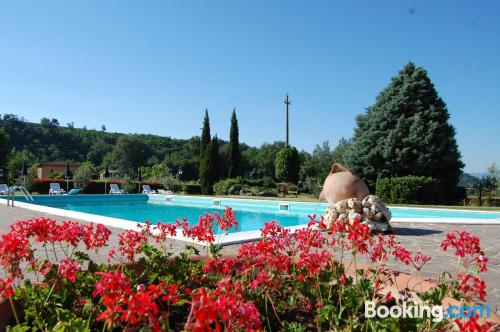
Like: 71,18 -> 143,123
216,194 -> 500,211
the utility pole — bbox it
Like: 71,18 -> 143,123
284,93 -> 291,146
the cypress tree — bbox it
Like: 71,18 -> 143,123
209,135 -> 220,185
199,110 -> 212,194
200,109 -> 211,155
345,62 -> 464,203
227,109 -> 242,178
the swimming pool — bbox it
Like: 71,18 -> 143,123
6,194 -> 500,229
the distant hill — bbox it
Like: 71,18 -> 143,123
0,114 -> 187,165
0,113 -> 247,181
458,173 -> 480,187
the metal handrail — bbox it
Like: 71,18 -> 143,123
6,185 -> 33,207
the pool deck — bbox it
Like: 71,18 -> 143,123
0,203 -> 499,313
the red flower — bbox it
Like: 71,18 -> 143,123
116,229 -> 148,261
454,316 -> 492,332
83,223 -> 111,250
93,269 -> 131,299
177,214 -> 216,243
410,251 -> 431,271
0,230 -> 34,278
392,246 -> 412,265
57,258 -> 79,283
154,222 -> 177,242
441,230 -> 487,272
215,207 -> 238,232
457,274 -> 487,301
185,287 -> 261,331
339,274 -> 346,285
0,278 -> 14,299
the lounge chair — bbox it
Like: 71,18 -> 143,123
142,184 -> 156,194
49,183 -> 66,195
157,189 -> 173,195
0,184 -> 9,195
67,188 -> 82,195
109,183 -> 124,194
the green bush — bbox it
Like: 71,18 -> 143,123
303,176 -> 323,196
213,178 -> 243,195
31,179 -> 74,194
182,183 -> 202,195
275,146 -> 300,184
262,176 -> 275,188
74,161 -> 97,190
376,176 -> 441,204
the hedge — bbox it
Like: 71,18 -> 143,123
182,183 -> 202,195
375,176 -> 441,204
30,179 -> 163,194
213,178 -> 243,195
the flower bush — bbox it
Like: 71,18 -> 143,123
0,209 -> 494,331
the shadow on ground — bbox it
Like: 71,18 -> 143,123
391,227 -> 443,236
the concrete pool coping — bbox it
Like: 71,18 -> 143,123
1,195 -> 499,245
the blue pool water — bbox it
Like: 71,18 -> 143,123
11,195 -> 500,232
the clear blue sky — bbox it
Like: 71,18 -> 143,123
0,1 -> 498,173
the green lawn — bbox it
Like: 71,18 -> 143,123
215,194 -> 500,211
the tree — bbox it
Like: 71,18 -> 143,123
345,62 -> 463,202
6,149 -> 36,184
243,141 -> 286,179
74,161 -> 97,190
331,138 -> 352,165
109,135 -> 149,175
275,146 -> 300,183
200,109 -> 211,156
209,135 -> 221,184
0,128 -> 9,183
199,110 -> 212,194
300,141 -> 335,181
227,109 -> 242,178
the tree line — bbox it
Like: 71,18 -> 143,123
1,62 -> 479,204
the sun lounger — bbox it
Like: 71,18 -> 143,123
142,184 -> 156,194
49,183 -> 66,195
157,189 -> 173,195
67,188 -> 82,195
109,183 -> 124,194
0,184 -> 9,195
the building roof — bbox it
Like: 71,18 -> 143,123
38,160 -> 81,166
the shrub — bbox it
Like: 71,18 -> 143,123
31,178 -> 74,194
303,176 -> 323,196
213,178 -> 242,195
376,176 -> 441,204
74,161 -> 97,190
182,183 -> 202,195
262,176 -> 275,188
275,146 -> 300,183
120,175 -> 137,194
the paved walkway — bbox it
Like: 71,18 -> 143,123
1,204 -> 499,312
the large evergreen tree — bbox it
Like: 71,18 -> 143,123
275,146 -> 301,183
209,135 -> 221,185
345,62 -> 463,202
200,109 -> 211,155
0,128 -> 9,183
199,110 -> 212,194
227,109 -> 242,178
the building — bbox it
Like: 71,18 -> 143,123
37,160 -> 80,179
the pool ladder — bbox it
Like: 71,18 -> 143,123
6,185 -> 33,207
